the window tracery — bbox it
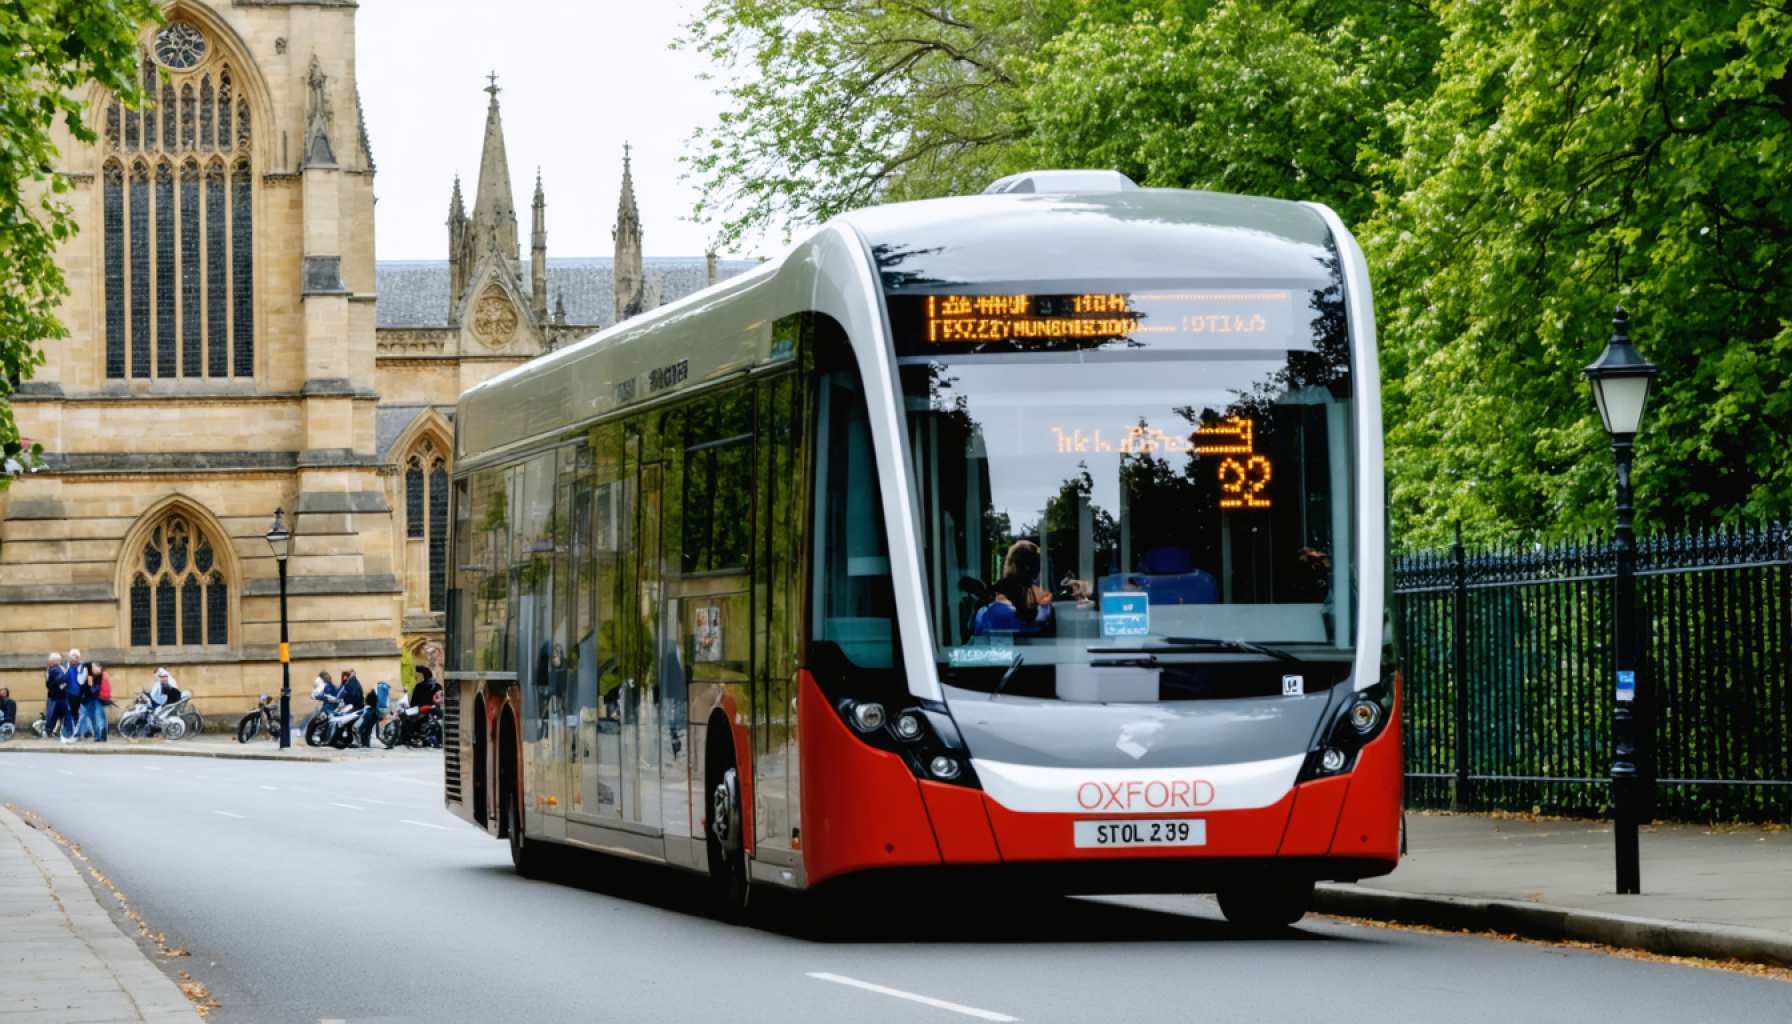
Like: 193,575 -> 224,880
404,437 -> 451,613
128,513 -> 229,647
101,30 -> 253,382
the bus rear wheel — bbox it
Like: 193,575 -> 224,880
505,785 -> 544,880
706,759 -> 748,921
1217,875 -> 1314,932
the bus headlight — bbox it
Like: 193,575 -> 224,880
1320,748 -> 1348,773
929,756 -> 961,780
1347,698 -> 1382,735
893,712 -> 926,741
849,701 -> 886,733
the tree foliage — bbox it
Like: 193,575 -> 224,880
0,0 -> 161,486
1368,0 -> 1792,544
681,0 -> 1035,248
683,1 -> 1792,543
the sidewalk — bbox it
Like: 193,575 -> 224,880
0,804 -> 203,1022
1315,811 -> 1792,966
0,734 -> 410,762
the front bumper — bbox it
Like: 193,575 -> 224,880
798,672 -> 1402,887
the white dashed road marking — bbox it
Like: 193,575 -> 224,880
807,973 -> 1020,1022
213,810 -> 244,819
400,820 -> 449,830
328,802 -> 364,811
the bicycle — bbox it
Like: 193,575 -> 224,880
236,694 -> 278,743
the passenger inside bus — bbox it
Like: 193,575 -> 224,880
971,540 -> 1056,636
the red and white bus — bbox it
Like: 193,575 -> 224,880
442,170 -> 1400,927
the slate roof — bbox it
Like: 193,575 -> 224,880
375,257 -> 761,330
375,404 -> 427,461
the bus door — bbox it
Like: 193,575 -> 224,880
577,423 -> 626,825
620,436 -> 665,831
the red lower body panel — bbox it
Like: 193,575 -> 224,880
798,672 -> 941,885
1277,775 -> 1351,856
919,781 -> 1001,863
1325,680 -> 1403,866
797,669 -> 1402,884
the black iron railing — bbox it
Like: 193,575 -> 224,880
1395,524 -> 1792,822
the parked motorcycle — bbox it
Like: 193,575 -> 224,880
116,692 -> 195,740
377,696 -> 442,749
236,694 -> 280,743
304,695 -> 371,749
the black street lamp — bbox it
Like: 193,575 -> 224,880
1583,305 -> 1658,895
265,509 -> 293,750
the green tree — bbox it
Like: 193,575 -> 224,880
0,1 -> 162,485
1025,1 -> 1442,228
679,1 -> 1217,246
1368,0 -> 1792,544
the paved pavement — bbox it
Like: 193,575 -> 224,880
0,802 -> 202,1023
0,753 -> 1786,1023
1359,812 -> 1792,931
0,733 -> 395,762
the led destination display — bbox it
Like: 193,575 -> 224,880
908,289 -> 1300,351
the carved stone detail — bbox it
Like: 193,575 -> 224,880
471,287 -> 518,348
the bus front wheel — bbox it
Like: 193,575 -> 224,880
706,755 -> 748,921
1217,875 -> 1314,932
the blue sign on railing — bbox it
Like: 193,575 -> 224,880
1616,670 -> 1636,703
1101,591 -> 1149,637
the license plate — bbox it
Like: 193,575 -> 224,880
1073,818 -> 1206,849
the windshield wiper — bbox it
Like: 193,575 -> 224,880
1086,637 -> 1305,664
994,654 -> 1025,698
1165,636 -> 1305,664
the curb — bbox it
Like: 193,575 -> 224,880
1314,884 -> 1792,968
0,804 -> 205,1022
0,740 -> 373,764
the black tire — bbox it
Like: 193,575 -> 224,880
1216,876 -> 1315,932
705,752 -> 749,921
377,719 -> 399,749
117,714 -> 148,740
236,713 -> 261,744
304,716 -> 329,747
505,784 -> 544,879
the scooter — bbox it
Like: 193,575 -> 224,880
116,692 -> 193,740
304,695 -> 371,749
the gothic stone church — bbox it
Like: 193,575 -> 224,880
0,2 -> 751,716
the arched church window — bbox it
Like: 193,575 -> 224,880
404,438 -> 451,612
101,32 -> 253,383
128,513 -> 229,647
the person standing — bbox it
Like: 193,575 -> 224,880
44,652 -> 74,743
67,649 -> 95,741
337,669 -> 370,747
82,661 -> 112,742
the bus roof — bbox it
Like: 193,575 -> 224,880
455,188 -> 1343,469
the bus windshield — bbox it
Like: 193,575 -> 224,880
892,278 -> 1358,694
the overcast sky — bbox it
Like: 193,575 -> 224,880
357,0 -> 740,261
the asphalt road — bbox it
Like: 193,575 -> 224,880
0,751 -> 1786,1024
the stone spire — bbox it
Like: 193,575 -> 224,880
613,142 -> 645,323
530,168 -> 548,324
446,174 -> 465,306
467,72 -> 519,265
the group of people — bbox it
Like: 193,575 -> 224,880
311,664 -> 441,747
39,650 -> 117,743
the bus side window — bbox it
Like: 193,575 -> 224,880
811,335 -> 897,669
470,466 -> 512,672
